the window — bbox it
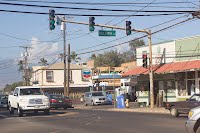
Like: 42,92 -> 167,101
189,94 -> 200,101
198,71 -> 200,78
46,71 -> 54,82
177,81 -> 186,96
20,88 -> 43,95
14,88 -> 19,95
187,71 -> 195,79
187,80 -> 195,96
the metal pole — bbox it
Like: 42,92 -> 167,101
147,30 -> 154,108
63,16 -> 67,96
24,49 -> 28,86
113,73 -> 116,108
67,44 -> 70,96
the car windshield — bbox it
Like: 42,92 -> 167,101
0,95 -> 8,99
20,88 -> 43,95
92,92 -> 104,96
51,95 -> 64,99
190,94 -> 200,101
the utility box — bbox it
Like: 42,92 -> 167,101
117,95 -> 125,109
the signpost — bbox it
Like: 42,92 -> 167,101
98,30 -> 116,36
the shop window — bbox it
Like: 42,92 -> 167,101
177,81 -> 186,96
164,80 -> 175,93
187,80 -> 195,96
46,71 -> 54,82
176,72 -> 185,80
198,71 -> 200,78
187,71 -> 195,79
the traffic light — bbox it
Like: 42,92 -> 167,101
89,17 -> 95,31
49,9 -> 55,30
126,21 -> 132,36
142,53 -> 148,68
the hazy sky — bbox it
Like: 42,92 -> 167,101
0,0 -> 200,88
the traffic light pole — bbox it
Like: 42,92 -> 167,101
61,19 -> 154,108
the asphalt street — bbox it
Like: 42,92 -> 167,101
0,106 -> 187,133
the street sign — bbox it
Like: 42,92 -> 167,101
98,30 -> 116,36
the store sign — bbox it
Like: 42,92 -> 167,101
82,69 -> 91,80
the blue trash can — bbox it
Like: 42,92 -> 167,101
117,95 -> 125,108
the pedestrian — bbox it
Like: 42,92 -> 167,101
125,93 -> 130,108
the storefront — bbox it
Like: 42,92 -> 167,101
122,60 -> 200,106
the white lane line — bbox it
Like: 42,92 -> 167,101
0,114 -> 8,118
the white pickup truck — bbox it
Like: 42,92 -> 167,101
8,86 -> 50,117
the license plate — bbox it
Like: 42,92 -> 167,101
59,101 -> 62,102
34,106 -> 39,108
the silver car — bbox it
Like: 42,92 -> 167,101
185,106 -> 200,133
84,92 -> 109,106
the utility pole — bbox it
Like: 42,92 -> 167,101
147,30 -> 154,108
62,16 -> 67,96
67,44 -> 70,96
20,46 -> 31,86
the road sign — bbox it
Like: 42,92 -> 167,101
98,30 -> 116,36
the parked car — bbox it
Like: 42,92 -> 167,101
47,94 -> 72,109
185,106 -> 200,133
84,91 -> 111,106
0,94 -> 8,109
8,86 -> 50,117
165,94 -> 200,117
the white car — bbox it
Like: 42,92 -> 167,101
185,106 -> 200,133
8,86 -> 50,117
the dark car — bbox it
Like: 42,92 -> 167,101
47,94 -> 71,109
0,94 -> 8,109
165,94 -> 200,117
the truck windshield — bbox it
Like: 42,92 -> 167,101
20,88 -> 43,95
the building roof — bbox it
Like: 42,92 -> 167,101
122,60 -> 200,76
44,62 -> 84,70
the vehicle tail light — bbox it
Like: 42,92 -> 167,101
50,99 -> 57,103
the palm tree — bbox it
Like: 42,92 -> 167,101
38,58 -> 48,86
70,51 -> 81,63
89,54 -> 96,60
58,53 -> 64,62
38,58 -> 48,66
18,60 -> 24,73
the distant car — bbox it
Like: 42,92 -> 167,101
165,94 -> 200,117
64,96 -> 73,108
185,106 -> 200,133
84,91 -> 110,106
0,94 -> 8,109
47,94 -> 71,109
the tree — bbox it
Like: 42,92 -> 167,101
3,81 -> 24,93
129,39 -> 145,60
38,58 -> 48,66
18,60 -> 24,73
70,51 -> 81,63
89,53 -> 96,60
120,50 -> 135,62
58,53 -> 64,62
94,50 -> 123,67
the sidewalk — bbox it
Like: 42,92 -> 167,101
74,104 -> 170,114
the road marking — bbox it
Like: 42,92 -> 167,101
0,114 -> 7,118
57,112 -> 79,116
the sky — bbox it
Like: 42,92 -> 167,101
0,0 -> 200,89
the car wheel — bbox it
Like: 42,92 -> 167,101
196,126 -> 200,133
17,106 -> 23,117
8,103 -> 14,114
84,102 -> 88,106
170,107 -> 179,117
44,110 -> 49,115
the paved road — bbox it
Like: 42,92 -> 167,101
0,107 -> 187,133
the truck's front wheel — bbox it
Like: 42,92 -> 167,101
44,110 -> 49,115
17,106 -> 23,117
8,103 -> 14,114
170,106 -> 179,117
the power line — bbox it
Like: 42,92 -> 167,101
0,9 -> 190,17
0,2 -> 196,13
0,0 -> 198,5
76,17 -> 195,56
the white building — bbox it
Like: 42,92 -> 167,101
31,62 -> 92,95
